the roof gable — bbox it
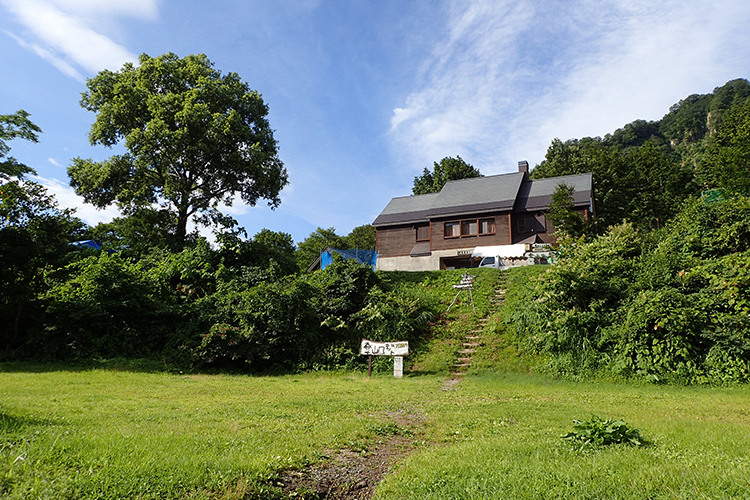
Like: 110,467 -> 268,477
516,173 -> 593,211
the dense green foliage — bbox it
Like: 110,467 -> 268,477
503,195 -> 750,384
1,110 -> 41,178
8,240 -> 435,373
69,53 -> 288,245
412,155 -> 481,195
1,112 -> 87,356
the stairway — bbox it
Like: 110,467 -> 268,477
450,271 -> 508,376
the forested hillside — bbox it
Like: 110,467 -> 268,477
532,78 -> 750,232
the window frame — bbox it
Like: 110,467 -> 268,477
444,217 -> 496,239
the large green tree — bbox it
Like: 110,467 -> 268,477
343,224 -> 376,250
69,53 -> 288,245
546,183 -> 585,239
412,155 -> 481,195
295,227 -> 346,271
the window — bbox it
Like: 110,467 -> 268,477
416,224 -> 430,242
518,218 -> 527,233
479,218 -> 495,235
444,222 -> 459,238
461,220 -> 478,236
444,217 -> 496,238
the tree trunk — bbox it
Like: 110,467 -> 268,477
176,208 -> 189,245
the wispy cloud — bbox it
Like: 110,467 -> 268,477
391,0 -> 535,170
390,0 -> 750,173
1,0 -> 157,79
5,29 -> 84,81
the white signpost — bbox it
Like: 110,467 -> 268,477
393,356 -> 403,378
360,339 -> 409,377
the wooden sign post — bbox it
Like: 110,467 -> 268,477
360,339 -> 409,378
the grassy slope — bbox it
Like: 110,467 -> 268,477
2,268 -> 750,498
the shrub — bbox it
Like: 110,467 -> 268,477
563,416 -> 644,449
39,253 -> 171,359
502,197 -> 750,383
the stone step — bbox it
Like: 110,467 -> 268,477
463,342 -> 480,348
454,362 -> 471,368
457,349 -> 475,355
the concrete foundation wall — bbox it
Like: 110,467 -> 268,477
375,249 -> 472,271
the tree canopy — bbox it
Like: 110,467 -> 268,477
69,52 -> 288,245
546,183 -> 585,239
412,156 -> 481,195
698,98 -> 750,194
1,110 -> 41,179
295,227 -> 346,271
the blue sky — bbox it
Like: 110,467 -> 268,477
3,0 -> 750,245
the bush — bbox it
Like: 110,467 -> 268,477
39,253 -> 172,359
502,196 -> 750,383
195,257 -> 434,373
563,416 -> 644,449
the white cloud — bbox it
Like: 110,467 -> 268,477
1,0 -> 157,78
35,176 -> 121,225
390,0 -> 750,173
389,0 -> 536,170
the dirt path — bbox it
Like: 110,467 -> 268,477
277,410 -> 424,499
277,434 -> 415,499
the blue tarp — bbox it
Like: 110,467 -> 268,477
71,240 -> 102,251
320,248 -> 378,270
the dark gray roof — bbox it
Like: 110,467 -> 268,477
425,172 -> 525,218
371,192 -> 439,226
516,173 -> 593,212
372,171 -> 594,227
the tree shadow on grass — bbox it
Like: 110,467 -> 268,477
0,358 -> 171,374
0,408 -> 58,434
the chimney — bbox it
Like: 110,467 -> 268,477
518,160 -> 529,173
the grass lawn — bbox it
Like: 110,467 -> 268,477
2,366 -> 750,499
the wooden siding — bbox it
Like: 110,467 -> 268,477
376,224 -> 420,258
